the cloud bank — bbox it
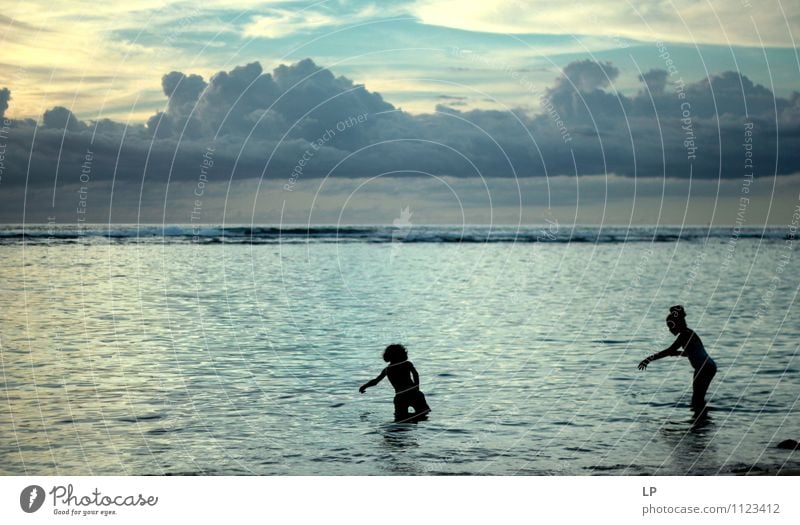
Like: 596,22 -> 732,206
0,57 -> 798,222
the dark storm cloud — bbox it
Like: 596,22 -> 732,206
0,57 -> 799,220
639,70 -> 669,96
533,59 -> 800,179
42,106 -> 88,132
782,92 -> 800,127
0,87 -> 10,119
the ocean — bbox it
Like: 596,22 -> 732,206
1,224 -> 798,475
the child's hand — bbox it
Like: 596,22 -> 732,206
638,359 -> 649,370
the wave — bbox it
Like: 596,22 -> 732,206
0,224 -> 790,245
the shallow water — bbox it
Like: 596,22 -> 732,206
1,226 -> 798,475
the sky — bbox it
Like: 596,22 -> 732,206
1,0 -> 799,225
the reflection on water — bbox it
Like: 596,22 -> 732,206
1,238 -> 798,475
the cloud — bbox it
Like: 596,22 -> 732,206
242,4 -> 385,39
4,0 -> 796,126
8,172 -> 795,226
1,57 -> 799,223
42,106 -> 88,132
162,71 -> 207,116
0,87 -> 10,119
411,0 -> 800,47
243,10 -> 339,40
561,60 -> 619,93
639,70 -> 669,96
0,13 -> 52,42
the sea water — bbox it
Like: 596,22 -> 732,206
0,225 -> 798,475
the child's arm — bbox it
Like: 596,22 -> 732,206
638,336 -> 685,370
410,363 -> 420,387
359,368 -> 387,393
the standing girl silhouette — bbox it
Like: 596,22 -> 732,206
638,306 -> 717,412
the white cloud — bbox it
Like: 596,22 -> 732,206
242,3 -> 385,39
411,0 -> 800,47
243,9 -> 340,39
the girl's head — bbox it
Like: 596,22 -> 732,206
383,344 -> 408,364
666,304 -> 687,334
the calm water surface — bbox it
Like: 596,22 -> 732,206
1,226 -> 798,475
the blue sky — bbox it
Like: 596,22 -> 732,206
3,0 -> 799,121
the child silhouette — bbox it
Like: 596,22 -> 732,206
359,344 -> 431,422
638,305 -> 718,413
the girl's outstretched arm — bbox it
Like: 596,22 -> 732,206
359,368 -> 387,393
638,337 -> 685,370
